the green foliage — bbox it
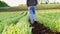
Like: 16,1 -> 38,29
0,11 -> 32,34
0,1 -> 9,7
0,11 -> 28,34
2,13 -> 32,34
36,10 -> 60,32
0,9 -> 60,34
18,4 -> 60,10
36,4 -> 60,10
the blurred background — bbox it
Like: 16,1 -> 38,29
0,0 -> 60,11
0,0 -> 60,34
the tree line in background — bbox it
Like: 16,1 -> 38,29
0,0 -> 60,7
38,0 -> 60,4
0,1 -> 9,7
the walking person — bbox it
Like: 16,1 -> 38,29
27,0 -> 38,24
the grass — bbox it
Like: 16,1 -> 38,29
36,9 -> 60,32
1,4 -> 60,11
18,4 -> 60,10
0,11 -> 28,34
2,13 -> 32,34
0,9 -> 60,34
37,4 -> 60,9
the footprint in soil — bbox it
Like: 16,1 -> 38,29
29,20 -> 54,34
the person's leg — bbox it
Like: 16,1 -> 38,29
28,6 -> 34,24
32,6 -> 36,21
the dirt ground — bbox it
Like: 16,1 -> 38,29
29,20 -> 60,34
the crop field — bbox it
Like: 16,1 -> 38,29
0,9 -> 60,34
36,9 -> 60,32
0,11 -> 32,34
